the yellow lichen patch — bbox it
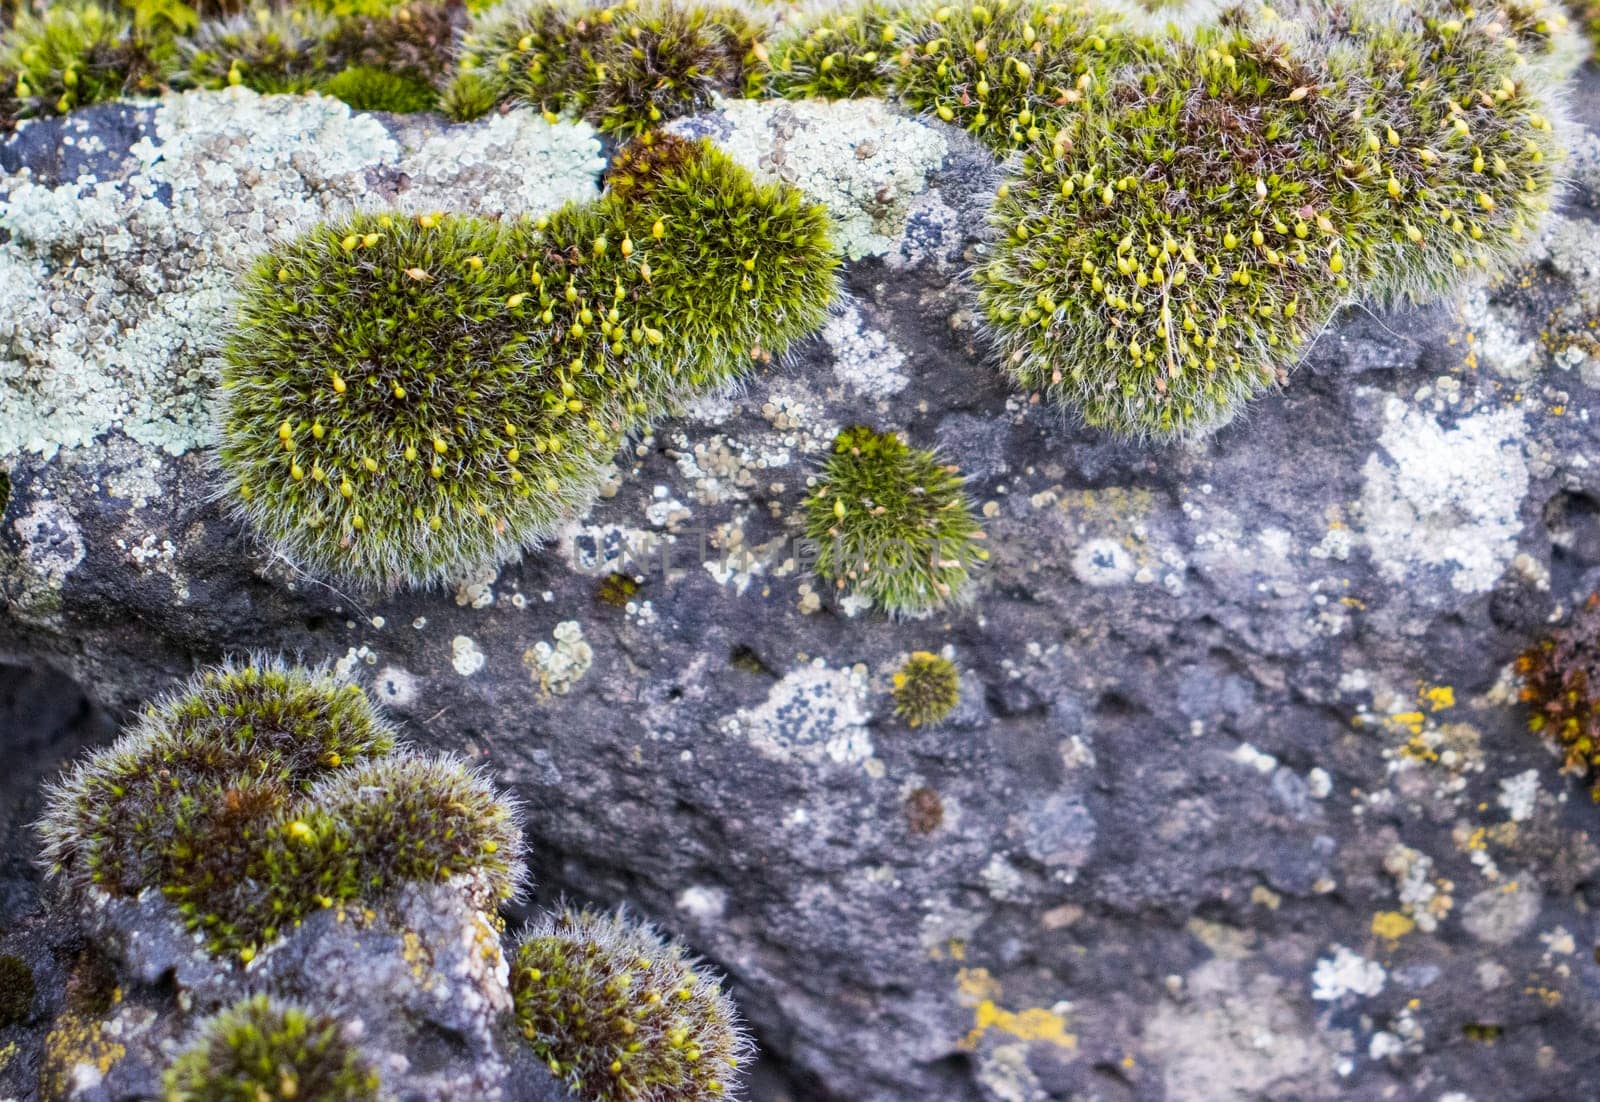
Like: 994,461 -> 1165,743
0,1041 -> 16,1073
1390,711 -> 1427,737
956,966 -> 1003,1002
40,998 -> 126,1099
955,967 -> 1076,1052
401,928 -> 433,984
1423,685 -> 1456,712
1371,911 -> 1416,941
1050,486 -> 1156,527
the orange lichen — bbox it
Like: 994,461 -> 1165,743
1516,592 -> 1600,798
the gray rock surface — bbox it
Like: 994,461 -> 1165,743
6,75 -> 1600,1101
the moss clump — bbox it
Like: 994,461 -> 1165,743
606,133 -> 841,401
180,7 -> 334,93
324,0 -> 463,89
319,62 -> 437,109
0,0 -> 169,122
584,1 -> 759,138
163,995 -> 381,1102
218,211 -> 626,589
804,426 -> 985,616
220,142 -> 836,587
892,651 -> 960,727
39,661 -> 395,900
308,752 -> 524,898
1303,0 -> 1566,304
450,0 -> 755,135
975,22 -> 1359,438
0,954 -> 34,1027
38,659 -> 525,962
446,0 -> 602,121
511,907 -> 749,1101
183,0 -> 458,108
760,3 -> 905,100
1515,592 -> 1600,799
892,0 -> 1152,151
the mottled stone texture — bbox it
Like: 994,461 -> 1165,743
6,76 -> 1600,1102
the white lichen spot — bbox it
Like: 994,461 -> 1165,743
1497,769 -> 1541,822
451,635 -> 486,677
454,565 -> 498,610
1071,538 -> 1136,586
683,97 -> 948,259
722,659 -> 874,767
1359,398 -> 1529,593
823,302 -> 909,398
373,664 -> 418,708
675,885 -> 727,922
1384,843 -> 1447,933
1311,946 -> 1386,1001
561,521 -> 668,575
11,498 -> 85,586
333,645 -> 377,680
1460,879 -> 1540,945
522,620 -> 593,695
1232,743 -> 1279,775
974,1042 -> 1046,1102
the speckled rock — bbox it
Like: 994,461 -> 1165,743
6,75 -> 1600,1102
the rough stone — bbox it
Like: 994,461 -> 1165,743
5,78 -> 1600,1102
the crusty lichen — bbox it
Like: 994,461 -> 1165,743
0,88 -> 602,459
674,96 -> 948,260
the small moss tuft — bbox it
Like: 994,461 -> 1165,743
308,751 -> 526,903
440,65 -> 501,119
448,0 -> 598,119
0,0 -> 167,122
38,659 -> 525,961
597,571 -> 640,606
760,3 -> 905,100
163,995 -> 381,1101
0,954 -> 35,1027
892,650 -> 960,727
510,907 -> 750,1101
1515,592 -> 1600,800
584,1 -> 758,138
180,7 -> 334,93
452,0 -> 755,135
892,0 -> 1152,151
805,426 -> 985,616
319,62 -> 437,110
324,0 -> 464,91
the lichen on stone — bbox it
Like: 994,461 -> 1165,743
674,96 -> 949,260
0,89 -> 603,459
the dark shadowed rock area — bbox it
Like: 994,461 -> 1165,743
5,73 -> 1600,1100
